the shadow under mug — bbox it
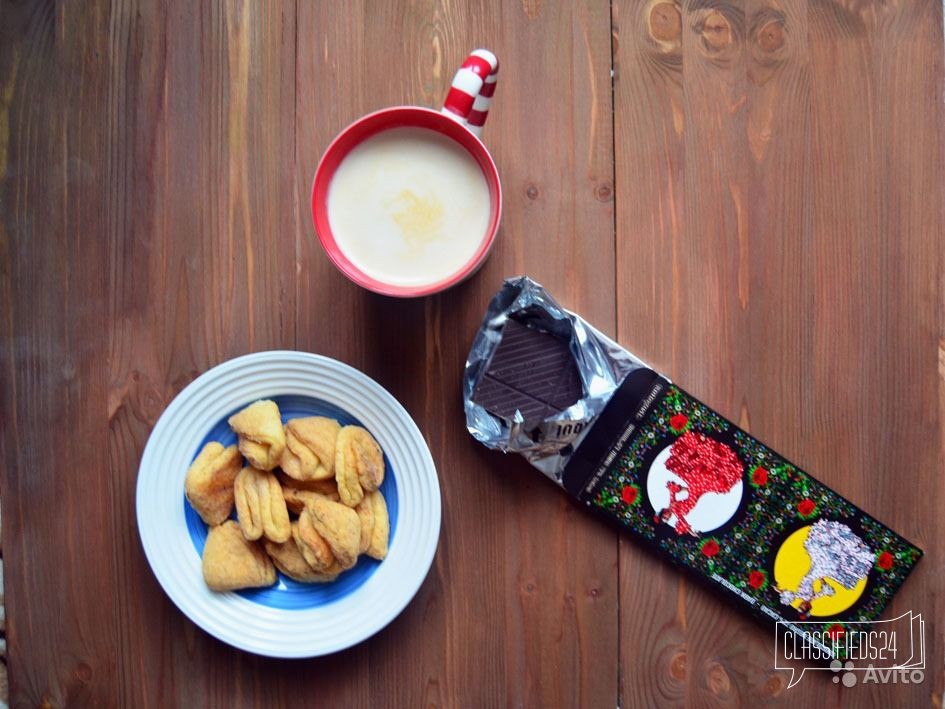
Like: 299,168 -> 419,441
311,49 -> 502,298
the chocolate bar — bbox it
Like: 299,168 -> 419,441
464,277 -> 922,661
472,318 -> 583,421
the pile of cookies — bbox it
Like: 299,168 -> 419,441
184,400 -> 390,591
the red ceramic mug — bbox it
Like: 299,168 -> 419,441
312,49 -> 501,297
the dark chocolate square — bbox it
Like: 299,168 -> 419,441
472,318 -> 583,421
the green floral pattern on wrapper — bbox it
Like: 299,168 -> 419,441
589,384 -> 922,659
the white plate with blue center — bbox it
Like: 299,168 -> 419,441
136,350 -> 441,657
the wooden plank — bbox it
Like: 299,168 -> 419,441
293,1 -> 618,705
101,3 -> 300,707
613,0 -> 944,705
0,2 -> 118,705
611,1 -> 692,705
0,0 -> 298,705
803,1 -> 943,705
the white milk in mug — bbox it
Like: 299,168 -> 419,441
326,127 -> 492,288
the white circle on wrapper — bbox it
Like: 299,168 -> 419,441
135,351 -> 441,658
646,442 -> 744,535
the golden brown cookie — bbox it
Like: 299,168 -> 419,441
276,471 -> 340,496
202,521 -> 276,591
279,416 -> 341,481
264,526 -> 339,583
355,496 -> 374,554
365,490 -> 389,560
184,442 -> 242,525
307,496 -> 361,570
228,400 -> 285,471
234,467 -> 291,543
334,425 -> 384,507
279,473 -> 340,515
293,512 -> 338,573
281,486 -> 319,516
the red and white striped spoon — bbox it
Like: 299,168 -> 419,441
442,49 -> 499,138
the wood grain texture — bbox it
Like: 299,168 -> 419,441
614,0 -> 944,706
1,0 -> 943,706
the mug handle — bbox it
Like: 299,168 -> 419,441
441,49 -> 499,138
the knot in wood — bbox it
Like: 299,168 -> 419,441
764,673 -> 786,697
649,2 -> 681,42
757,18 -> 784,52
705,660 -> 732,696
669,649 -> 687,679
701,11 -> 733,51
75,662 -> 93,682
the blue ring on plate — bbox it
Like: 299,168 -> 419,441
183,394 -> 399,609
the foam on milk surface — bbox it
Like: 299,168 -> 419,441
327,127 -> 491,287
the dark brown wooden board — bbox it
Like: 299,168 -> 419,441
0,0 -> 941,706
614,0 -> 943,706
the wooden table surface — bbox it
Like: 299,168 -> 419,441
2,1 -> 943,706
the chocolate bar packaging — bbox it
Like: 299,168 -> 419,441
465,277 -> 921,657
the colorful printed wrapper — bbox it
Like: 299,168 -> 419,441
464,276 -> 922,658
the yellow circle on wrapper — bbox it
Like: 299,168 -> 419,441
773,525 -> 867,617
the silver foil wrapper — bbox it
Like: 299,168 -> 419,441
464,276 -> 650,484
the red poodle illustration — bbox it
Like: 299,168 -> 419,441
655,431 -> 744,536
